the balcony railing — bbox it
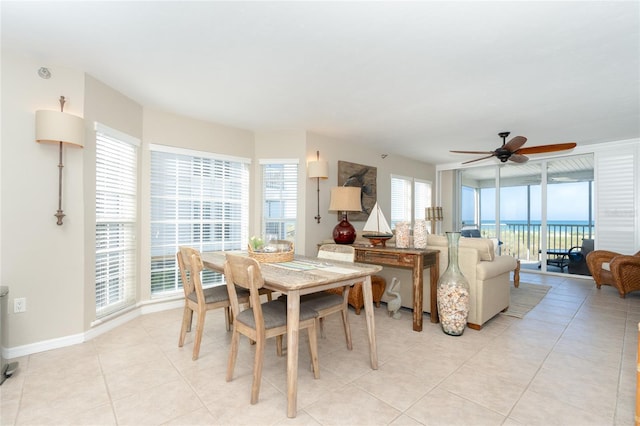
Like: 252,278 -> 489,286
478,223 -> 594,261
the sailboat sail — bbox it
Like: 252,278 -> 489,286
363,202 -> 393,236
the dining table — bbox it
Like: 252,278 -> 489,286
200,251 -> 383,418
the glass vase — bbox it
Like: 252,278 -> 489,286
436,232 -> 470,336
395,221 -> 411,248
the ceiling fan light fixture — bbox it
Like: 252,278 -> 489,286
450,131 -> 576,164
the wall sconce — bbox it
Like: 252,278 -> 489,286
307,151 -> 329,223
329,186 -> 362,244
425,206 -> 443,234
36,96 -> 84,225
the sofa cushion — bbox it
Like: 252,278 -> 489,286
476,255 -> 517,280
461,238 -> 495,261
427,234 -> 495,261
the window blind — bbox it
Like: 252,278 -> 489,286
414,179 -> 432,221
95,128 -> 138,318
595,151 -> 637,253
391,175 -> 412,228
150,147 -> 250,296
262,162 -> 298,240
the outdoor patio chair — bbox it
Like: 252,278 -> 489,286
567,238 -> 594,275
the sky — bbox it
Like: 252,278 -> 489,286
462,181 -> 593,224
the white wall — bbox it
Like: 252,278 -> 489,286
1,51 -> 85,347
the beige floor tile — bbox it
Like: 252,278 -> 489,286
528,354 -> 619,419
439,364 -> 527,415
105,356 -> 184,400
162,406 -> 219,425
510,388 -> 614,425
352,362 -> 434,411
305,383 -> 401,425
17,375 -> 111,425
112,378 -> 203,425
404,386 -> 505,426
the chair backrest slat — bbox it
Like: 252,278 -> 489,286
317,244 -> 355,263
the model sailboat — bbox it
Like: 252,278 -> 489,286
362,202 -> 393,246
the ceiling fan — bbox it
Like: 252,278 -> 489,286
450,132 -> 577,165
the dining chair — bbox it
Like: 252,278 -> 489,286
177,246 -> 250,361
305,244 -> 355,350
223,253 -> 320,404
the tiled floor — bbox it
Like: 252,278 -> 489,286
1,271 -> 638,425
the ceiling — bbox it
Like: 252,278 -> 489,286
461,154 -> 594,187
2,1 -> 639,165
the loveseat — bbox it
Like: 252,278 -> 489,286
394,234 -> 517,330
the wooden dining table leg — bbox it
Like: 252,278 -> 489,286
362,275 -> 378,370
286,289 -> 301,418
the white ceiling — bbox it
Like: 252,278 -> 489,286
2,1 -> 639,165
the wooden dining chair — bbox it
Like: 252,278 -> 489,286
223,253 -> 320,404
305,244 -> 355,350
177,246 -> 250,360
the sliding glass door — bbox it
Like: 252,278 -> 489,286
459,153 -> 593,275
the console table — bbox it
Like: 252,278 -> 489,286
352,245 -> 439,331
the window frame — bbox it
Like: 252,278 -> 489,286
390,174 -> 432,229
95,123 -> 139,319
149,144 -> 251,297
259,159 -> 299,242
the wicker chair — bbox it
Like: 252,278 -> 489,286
586,249 -> 640,298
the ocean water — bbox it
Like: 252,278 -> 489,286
479,220 -> 592,226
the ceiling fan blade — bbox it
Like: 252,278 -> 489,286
508,154 -> 529,163
450,150 -> 495,154
503,136 -> 527,152
462,154 -> 496,164
516,142 -> 577,155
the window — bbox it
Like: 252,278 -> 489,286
95,124 -> 138,318
150,145 -> 250,296
261,160 -> 298,240
390,175 -> 432,228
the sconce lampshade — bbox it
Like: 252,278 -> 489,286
36,110 -> 84,147
35,103 -> 85,226
307,160 -> 328,179
425,207 -> 443,221
329,186 -> 362,244
425,206 -> 443,234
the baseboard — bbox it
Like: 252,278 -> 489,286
3,297 -> 183,360
3,332 -> 86,359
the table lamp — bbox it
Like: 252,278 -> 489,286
329,186 -> 362,244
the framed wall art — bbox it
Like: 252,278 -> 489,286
337,160 -> 377,222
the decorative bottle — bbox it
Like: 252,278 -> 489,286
436,232 -> 470,336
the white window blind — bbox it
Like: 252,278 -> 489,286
595,150 -> 638,253
261,162 -> 298,240
95,127 -> 138,318
414,179 -> 432,221
150,146 -> 250,296
391,175 -> 412,228
391,175 -> 432,228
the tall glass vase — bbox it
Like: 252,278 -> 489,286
437,232 -> 470,336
